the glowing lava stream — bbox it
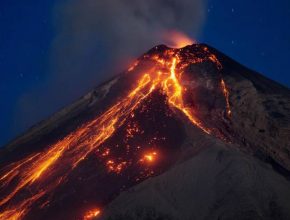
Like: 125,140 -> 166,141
221,79 -> 231,117
0,48 -> 230,220
84,208 -> 101,220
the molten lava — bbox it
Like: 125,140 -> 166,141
0,44 -> 231,220
221,79 -> 231,117
141,151 -> 158,163
84,208 -> 101,220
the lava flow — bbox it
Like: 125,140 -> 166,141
0,44 -> 231,220
84,208 -> 101,220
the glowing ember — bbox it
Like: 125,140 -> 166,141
84,208 -> 101,220
145,155 -> 154,162
106,160 -> 127,174
0,44 -> 231,219
141,152 -> 158,163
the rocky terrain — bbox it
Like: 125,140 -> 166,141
0,44 -> 289,220
101,133 -> 290,220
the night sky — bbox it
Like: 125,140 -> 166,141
0,0 -> 289,147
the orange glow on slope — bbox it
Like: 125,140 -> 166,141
106,160 -> 127,174
0,190 -> 45,220
141,151 -> 157,163
0,45 -> 231,219
84,208 -> 101,220
221,79 -> 231,117
161,56 -> 212,134
0,73 -> 154,219
162,30 -> 195,48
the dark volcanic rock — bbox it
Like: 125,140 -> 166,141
101,144 -> 290,220
0,44 -> 290,220
100,45 -> 290,220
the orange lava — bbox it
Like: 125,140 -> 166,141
221,79 -> 231,117
84,208 -> 101,220
106,160 -> 127,174
0,45 -> 231,219
141,151 -> 157,163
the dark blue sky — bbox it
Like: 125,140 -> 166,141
200,0 -> 290,87
0,0 -> 57,146
0,0 -> 289,146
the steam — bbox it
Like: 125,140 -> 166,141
14,0 -> 206,136
53,0 -> 206,74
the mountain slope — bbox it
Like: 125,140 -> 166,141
101,144 -> 290,220
0,44 -> 289,220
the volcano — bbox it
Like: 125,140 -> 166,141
0,44 -> 290,220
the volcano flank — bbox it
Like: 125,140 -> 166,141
0,44 -> 290,220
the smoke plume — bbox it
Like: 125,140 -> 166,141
15,0 -> 206,136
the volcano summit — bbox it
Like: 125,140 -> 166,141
0,44 -> 290,220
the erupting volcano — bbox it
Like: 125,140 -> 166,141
1,43 -> 290,220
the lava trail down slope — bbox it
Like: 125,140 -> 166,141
0,44 -> 290,220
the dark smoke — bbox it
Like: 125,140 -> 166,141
14,0 -> 206,137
